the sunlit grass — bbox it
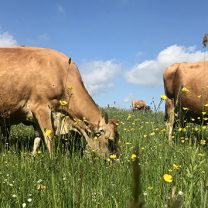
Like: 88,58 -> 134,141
0,108 -> 208,207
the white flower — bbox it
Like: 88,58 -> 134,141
22,203 -> 26,208
27,198 -> 32,203
12,194 -> 17,198
178,191 -> 184,195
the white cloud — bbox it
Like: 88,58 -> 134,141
0,32 -> 17,46
80,60 -> 121,95
125,45 -> 207,86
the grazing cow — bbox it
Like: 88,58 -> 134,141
0,46 -> 120,158
32,115 -> 120,156
163,61 -> 208,141
131,100 -> 150,112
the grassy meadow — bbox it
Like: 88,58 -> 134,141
0,107 -> 208,208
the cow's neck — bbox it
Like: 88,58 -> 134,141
66,63 -> 105,126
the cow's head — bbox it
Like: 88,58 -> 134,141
52,112 -> 120,159
85,114 -> 120,159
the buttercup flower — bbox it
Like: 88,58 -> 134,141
181,87 -> 190,93
131,153 -> 138,161
109,154 -> 117,159
163,174 -> 173,183
173,163 -> 181,171
45,129 -> 52,137
200,139 -> 206,145
160,95 -> 167,100
59,100 -> 68,106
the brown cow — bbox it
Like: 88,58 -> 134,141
32,115 -> 120,156
0,46 -> 120,158
131,100 -> 150,112
163,61 -> 208,141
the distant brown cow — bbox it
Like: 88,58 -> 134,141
163,61 -> 208,141
131,100 -> 150,112
0,46 -> 120,158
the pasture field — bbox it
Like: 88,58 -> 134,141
0,107 -> 208,208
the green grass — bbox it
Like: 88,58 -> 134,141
0,108 -> 208,207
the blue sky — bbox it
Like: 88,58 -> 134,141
0,0 -> 208,110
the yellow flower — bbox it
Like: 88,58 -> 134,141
45,129 -> 52,137
182,107 -> 189,111
125,142 -> 132,145
204,104 -> 208,107
173,163 -> 181,171
178,128 -> 183,132
93,136 -> 98,140
36,184 -> 46,190
181,87 -> 190,93
200,139 -> 206,145
131,153 -> 138,161
202,112 -> 206,115
163,174 -> 173,183
127,114 -> 132,120
150,132 -> 155,136
59,100 -> 68,106
160,95 -> 167,100
191,118 -> 195,121
109,154 -> 117,159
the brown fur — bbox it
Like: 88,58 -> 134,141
0,46 -> 120,157
163,61 -> 208,141
131,100 -> 149,111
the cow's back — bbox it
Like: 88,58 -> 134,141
0,46 -> 70,122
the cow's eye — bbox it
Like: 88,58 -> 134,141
99,129 -> 105,135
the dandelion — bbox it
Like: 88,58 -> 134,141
59,100 -> 67,106
131,153 -> 138,161
44,129 -> 52,137
160,95 -> 167,100
163,174 -> 173,183
181,87 -> 190,93
200,139 -> 206,145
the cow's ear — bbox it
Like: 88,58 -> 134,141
68,58 -> 71,64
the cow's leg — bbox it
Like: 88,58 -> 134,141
32,137 -> 41,155
32,106 -> 54,156
165,98 -> 175,142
